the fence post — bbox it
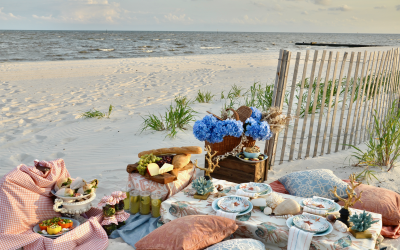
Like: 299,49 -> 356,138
264,50 -> 291,177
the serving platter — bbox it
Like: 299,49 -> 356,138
33,217 -> 80,238
212,197 -> 253,216
292,214 -> 330,233
217,196 -> 251,213
303,198 -> 336,210
286,217 -> 333,236
235,153 -> 268,163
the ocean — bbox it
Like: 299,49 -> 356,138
0,30 -> 399,62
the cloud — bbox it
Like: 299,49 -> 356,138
251,2 -> 282,11
397,5 -> 400,11
87,0 -> 108,4
314,0 -> 330,6
0,7 -> 22,20
231,15 -> 268,25
374,6 -> 386,9
32,14 -> 54,20
163,13 -> 193,23
302,11 -> 308,15
328,5 -> 351,11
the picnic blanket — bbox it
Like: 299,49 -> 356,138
0,159 -> 108,250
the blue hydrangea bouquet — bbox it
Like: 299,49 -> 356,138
193,106 -> 273,156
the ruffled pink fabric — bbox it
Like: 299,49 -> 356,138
115,210 -> 130,222
111,191 -> 127,204
98,195 -> 117,207
101,215 -> 118,226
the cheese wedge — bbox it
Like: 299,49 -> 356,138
147,163 -> 160,176
159,163 -> 174,174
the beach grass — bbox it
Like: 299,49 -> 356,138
195,90 -> 215,103
81,104 -> 114,119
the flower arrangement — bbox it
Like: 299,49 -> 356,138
244,107 -> 273,141
193,115 -> 243,143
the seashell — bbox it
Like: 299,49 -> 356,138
333,220 -> 348,233
265,192 -> 285,209
215,184 -> 223,192
264,207 -> 272,215
327,214 -> 337,222
273,199 -> 300,215
301,223 -> 311,230
251,198 -> 267,207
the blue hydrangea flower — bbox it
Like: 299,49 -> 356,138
193,120 -> 209,141
192,115 -> 244,143
250,107 -> 262,121
244,117 -> 272,141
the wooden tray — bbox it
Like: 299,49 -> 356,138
126,162 -> 193,184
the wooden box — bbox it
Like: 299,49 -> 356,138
207,156 -> 267,183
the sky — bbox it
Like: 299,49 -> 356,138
0,0 -> 399,33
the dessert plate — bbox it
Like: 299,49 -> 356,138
217,196 -> 251,213
239,183 -> 269,193
300,199 -> 341,213
286,217 -> 332,236
235,184 -> 272,196
303,198 -> 336,210
293,214 -> 330,233
212,197 -> 253,216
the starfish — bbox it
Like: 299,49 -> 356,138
315,218 -> 321,222
248,187 -> 254,191
316,204 -> 325,208
303,220 -> 313,226
233,202 -> 240,206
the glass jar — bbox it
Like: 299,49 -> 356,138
122,188 -> 130,210
140,190 -> 151,215
129,190 -> 140,214
103,204 -> 116,217
151,192 -> 162,218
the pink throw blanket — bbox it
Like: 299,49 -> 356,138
0,159 -> 109,250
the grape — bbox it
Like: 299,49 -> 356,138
137,154 -> 161,176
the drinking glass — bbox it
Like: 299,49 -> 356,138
151,192 -> 162,218
140,190 -> 151,215
129,190 -> 140,214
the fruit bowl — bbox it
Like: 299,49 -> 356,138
53,192 -> 96,215
243,147 -> 261,158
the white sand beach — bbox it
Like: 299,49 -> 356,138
1,48 -> 399,249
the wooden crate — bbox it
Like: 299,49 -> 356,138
207,156 -> 267,183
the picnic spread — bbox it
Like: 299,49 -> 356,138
0,105 -> 397,250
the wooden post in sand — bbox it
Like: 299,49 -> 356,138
264,49 -> 291,176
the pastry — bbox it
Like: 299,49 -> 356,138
138,146 -> 202,158
172,154 -> 191,169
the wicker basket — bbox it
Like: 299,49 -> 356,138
205,108 -> 242,156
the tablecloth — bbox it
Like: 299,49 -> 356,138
160,178 -> 383,250
128,167 -> 196,201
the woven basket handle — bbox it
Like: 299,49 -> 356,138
226,108 -> 240,121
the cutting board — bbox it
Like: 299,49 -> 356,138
126,163 -> 179,184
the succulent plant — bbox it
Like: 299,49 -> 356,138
192,176 -> 214,195
349,210 -> 379,232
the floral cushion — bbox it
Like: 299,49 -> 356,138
278,169 -> 349,200
135,215 -> 238,250
205,239 -> 266,250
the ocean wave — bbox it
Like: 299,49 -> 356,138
153,39 -> 160,41
144,50 -> 153,53
95,48 -> 115,52
79,51 -> 89,53
200,47 -> 221,50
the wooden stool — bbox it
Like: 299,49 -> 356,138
207,156 -> 267,183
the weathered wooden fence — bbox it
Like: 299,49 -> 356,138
264,48 -> 400,174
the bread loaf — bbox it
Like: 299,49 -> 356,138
138,146 -> 202,158
172,154 -> 191,169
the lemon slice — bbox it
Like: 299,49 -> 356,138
152,199 -> 161,207
130,196 -> 139,203
141,196 -> 150,205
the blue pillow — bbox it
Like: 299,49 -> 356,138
205,239 -> 265,250
278,169 -> 348,200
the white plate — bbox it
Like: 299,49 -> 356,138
51,190 -> 91,201
235,184 -> 272,196
217,196 -> 251,213
293,214 -> 330,233
300,199 -> 341,213
212,197 -> 253,216
303,198 -> 336,210
239,183 -> 269,193
33,217 -> 80,238
286,217 -> 333,236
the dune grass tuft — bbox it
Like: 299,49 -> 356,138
195,90 -> 215,103
81,104 -> 114,119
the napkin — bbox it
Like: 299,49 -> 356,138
287,226 -> 314,250
236,189 -> 258,198
216,210 -> 238,220
303,206 -> 328,216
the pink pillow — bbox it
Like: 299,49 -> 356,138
339,183 -> 400,226
135,215 -> 238,250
